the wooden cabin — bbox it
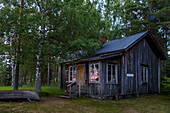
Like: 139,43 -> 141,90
59,31 -> 166,98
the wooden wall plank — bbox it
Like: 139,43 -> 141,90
121,55 -> 125,94
158,58 -> 161,93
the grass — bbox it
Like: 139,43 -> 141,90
0,86 -> 65,97
0,86 -> 170,113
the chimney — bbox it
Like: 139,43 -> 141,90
99,35 -> 107,44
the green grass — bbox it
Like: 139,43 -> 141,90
0,86 -> 13,90
0,86 -> 65,97
0,86 -> 170,113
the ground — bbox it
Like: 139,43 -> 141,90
0,86 -> 170,113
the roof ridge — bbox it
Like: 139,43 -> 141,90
103,31 -> 148,47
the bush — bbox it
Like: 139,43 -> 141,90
161,76 -> 170,95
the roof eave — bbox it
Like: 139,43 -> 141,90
124,31 -> 167,60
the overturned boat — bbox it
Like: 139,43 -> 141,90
0,90 -> 40,101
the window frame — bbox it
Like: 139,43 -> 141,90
65,69 -> 68,82
141,65 -> 148,83
68,66 -> 77,82
106,63 -> 118,84
89,63 -> 100,83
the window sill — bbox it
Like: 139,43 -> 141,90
107,82 -> 118,85
89,82 -> 100,84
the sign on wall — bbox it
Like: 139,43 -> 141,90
127,74 -> 134,77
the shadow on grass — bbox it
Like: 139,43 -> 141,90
161,90 -> 170,97
38,92 -> 50,97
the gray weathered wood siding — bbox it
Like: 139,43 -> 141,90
121,38 -> 159,94
99,38 -> 160,95
101,57 -> 121,96
60,64 -> 78,92
60,37 -> 161,95
60,64 -> 67,89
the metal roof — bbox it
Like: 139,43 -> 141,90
94,31 -> 148,55
60,31 -> 166,64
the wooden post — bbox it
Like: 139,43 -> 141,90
115,95 -> 118,101
79,80 -> 81,98
137,92 -> 139,98
53,63 -> 56,86
60,65 -> 62,89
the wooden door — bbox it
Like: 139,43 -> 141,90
140,66 -> 148,94
78,64 -> 85,86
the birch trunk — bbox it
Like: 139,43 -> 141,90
11,63 -> 14,87
35,53 -> 42,92
10,35 -> 15,87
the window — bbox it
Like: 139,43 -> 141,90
69,66 -> 76,82
65,69 -> 68,82
141,66 -> 148,82
89,63 -> 100,82
107,63 -> 118,84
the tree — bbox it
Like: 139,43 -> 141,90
103,0 -> 170,76
0,0 -> 24,89
3,0 -> 169,91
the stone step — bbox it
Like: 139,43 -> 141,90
59,95 -> 71,99
59,95 -> 77,99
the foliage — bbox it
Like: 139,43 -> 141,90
0,0 -> 106,89
0,0 -> 169,90
161,76 -> 170,94
104,0 -> 170,78
0,56 -> 12,86
166,55 -> 170,77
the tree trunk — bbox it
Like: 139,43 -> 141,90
30,72 -> 33,86
13,0 -> 23,90
42,69 -> 47,86
11,63 -> 15,87
10,36 -> 14,87
47,62 -> 50,86
13,61 -> 19,90
165,27 -> 168,55
56,65 -> 58,85
24,70 -> 27,85
53,63 -> 56,86
35,53 -> 42,92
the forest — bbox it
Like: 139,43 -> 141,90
0,0 -> 169,93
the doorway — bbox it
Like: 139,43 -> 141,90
77,64 -> 85,87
